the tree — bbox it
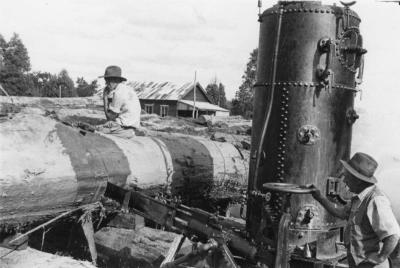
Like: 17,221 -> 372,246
27,71 -> 59,97
57,69 -> 76,97
205,78 -> 227,108
231,48 -> 258,118
76,77 -> 98,97
0,33 -> 32,96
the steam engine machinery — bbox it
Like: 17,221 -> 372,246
248,0 -> 366,267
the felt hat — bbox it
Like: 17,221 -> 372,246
99,65 -> 127,81
340,152 -> 378,184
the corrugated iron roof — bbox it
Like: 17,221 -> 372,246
128,81 -> 207,101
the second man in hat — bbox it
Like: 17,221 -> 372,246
310,152 -> 399,267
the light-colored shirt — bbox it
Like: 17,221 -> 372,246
344,185 -> 400,265
108,83 -> 141,128
354,185 -> 400,240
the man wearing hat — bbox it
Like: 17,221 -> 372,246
97,65 -> 141,138
311,152 -> 399,267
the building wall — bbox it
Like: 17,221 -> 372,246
215,110 -> 230,117
182,86 -> 209,102
140,99 -> 177,117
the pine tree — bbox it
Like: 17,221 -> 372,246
231,48 -> 258,118
0,33 -> 32,96
205,78 -> 227,108
57,69 -> 76,97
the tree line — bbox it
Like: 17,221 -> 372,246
0,33 -> 97,97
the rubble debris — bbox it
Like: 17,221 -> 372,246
197,115 -> 252,135
94,227 -> 191,268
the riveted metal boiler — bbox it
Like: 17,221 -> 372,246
247,1 -> 366,267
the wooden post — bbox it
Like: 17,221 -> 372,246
192,71 -> 197,119
80,213 -> 97,266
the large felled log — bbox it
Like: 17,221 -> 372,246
0,112 -> 247,230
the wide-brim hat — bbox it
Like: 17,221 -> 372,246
99,65 -> 127,81
340,152 -> 378,184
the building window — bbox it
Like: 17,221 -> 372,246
160,105 -> 169,117
145,104 -> 154,114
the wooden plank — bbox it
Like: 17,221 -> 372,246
160,234 -> 185,267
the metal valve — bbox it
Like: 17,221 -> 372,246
297,125 -> 320,145
317,37 -> 335,91
346,109 -> 359,125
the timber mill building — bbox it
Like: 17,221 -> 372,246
129,81 -> 229,118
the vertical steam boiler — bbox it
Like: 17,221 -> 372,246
247,1 -> 366,266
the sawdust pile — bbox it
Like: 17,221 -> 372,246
0,247 -> 96,268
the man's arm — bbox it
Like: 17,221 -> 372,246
311,188 -> 348,220
366,234 -> 399,264
105,109 -> 119,121
103,89 -> 111,120
365,195 -> 400,264
103,89 -> 119,121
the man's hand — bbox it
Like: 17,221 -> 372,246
307,184 -> 322,201
305,184 -> 348,219
365,252 -> 386,265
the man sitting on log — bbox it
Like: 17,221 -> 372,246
97,65 -> 142,138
